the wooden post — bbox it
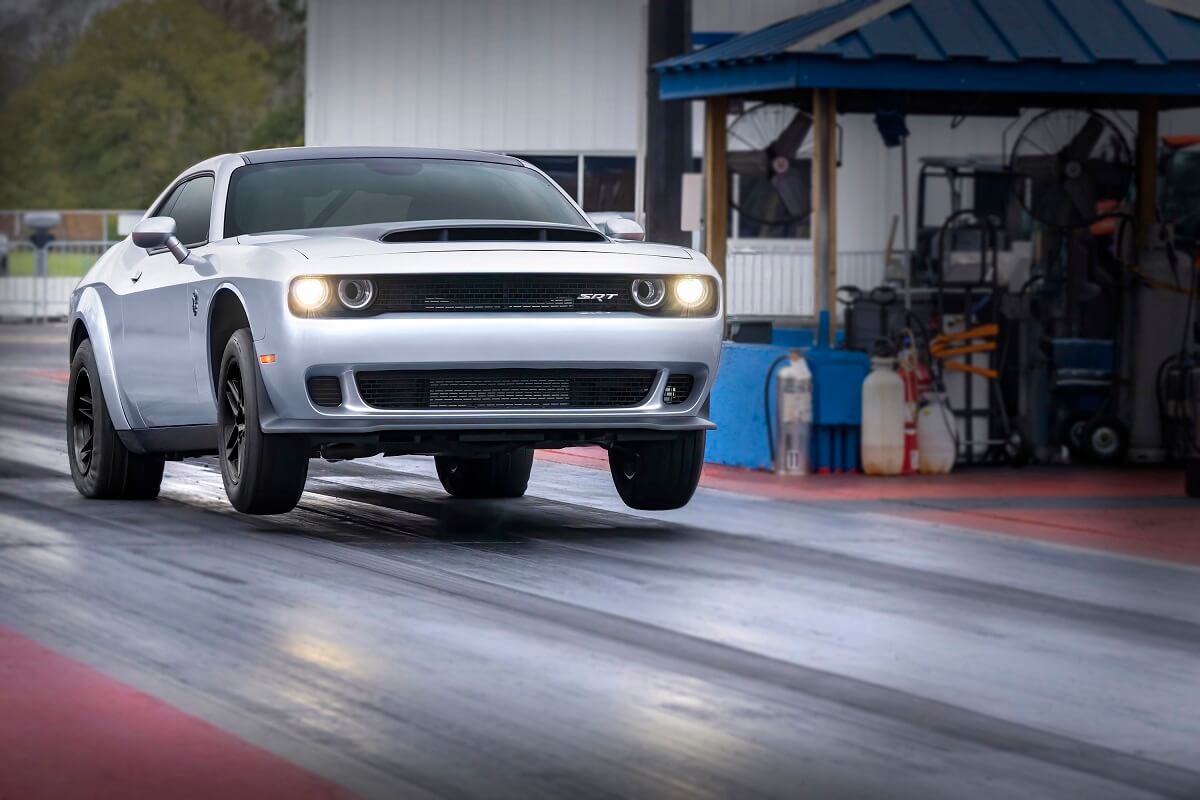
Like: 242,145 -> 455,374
1135,96 -> 1159,250
811,89 -> 838,336
703,95 -> 729,299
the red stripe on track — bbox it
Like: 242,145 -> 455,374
537,449 -> 1199,565
0,626 -> 351,800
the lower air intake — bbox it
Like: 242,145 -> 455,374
307,376 -> 343,407
355,369 -> 656,410
663,374 -> 694,405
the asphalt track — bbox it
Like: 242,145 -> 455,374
1,323 -> 1198,799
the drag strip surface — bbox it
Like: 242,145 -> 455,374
1,325 -> 1198,799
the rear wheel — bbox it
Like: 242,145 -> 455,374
435,448 -> 534,498
67,339 -> 164,499
608,431 -> 705,510
218,329 -> 309,514
1081,416 -> 1127,465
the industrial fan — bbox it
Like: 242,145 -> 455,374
727,103 -> 814,231
1008,109 -> 1133,230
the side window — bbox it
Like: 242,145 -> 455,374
152,182 -> 188,219
169,176 -> 215,246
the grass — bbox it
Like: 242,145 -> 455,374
4,250 -> 98,277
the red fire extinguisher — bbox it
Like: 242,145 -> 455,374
897,341 -> 931,475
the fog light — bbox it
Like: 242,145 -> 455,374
673,276 -> 707,306
337,278 -> 376,311
291,277 -> 330,311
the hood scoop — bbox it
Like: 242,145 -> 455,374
380,224 -> 606,244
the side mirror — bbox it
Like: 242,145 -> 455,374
603,217 -> 646,242
132,216 -> 195,265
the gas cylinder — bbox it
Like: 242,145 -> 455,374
896,344 -> 930,474
861,356 -> 906,476
774,351 -> 812,475
917,392 -> 957,474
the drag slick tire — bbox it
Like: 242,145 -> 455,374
68,339 -> 164,499
436,448 -> 534,498
217,329 -> 309,515
1187,458 -> 1200,499
608,430 -> 704,510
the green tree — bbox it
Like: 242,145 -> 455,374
0,0 -> 271,208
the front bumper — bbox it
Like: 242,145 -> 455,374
253,313 -> 723,435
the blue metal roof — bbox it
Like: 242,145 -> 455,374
656,0 -> 1200,101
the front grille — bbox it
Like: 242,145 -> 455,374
307,376 -> 343,407
368,274 -> 636,314
663,374 -> 694,405
355,369 -> 656,410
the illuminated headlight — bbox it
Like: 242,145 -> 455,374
290,277 -> 330,311
673,276 -> 709,307
337,278 -> 376,311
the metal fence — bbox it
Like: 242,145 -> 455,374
0,241 -> 113,321
726,242 -> 888,319
0,238 -> 888,323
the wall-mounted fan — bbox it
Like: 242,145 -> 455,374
1008,109 -> 1133,231
727,103 -> 814,226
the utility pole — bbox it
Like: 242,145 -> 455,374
644,0 -> 692,246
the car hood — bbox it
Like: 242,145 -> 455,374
238,232 -> 692,261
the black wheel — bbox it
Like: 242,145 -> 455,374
608,431 -> 705,510
67,339 -> 164,499
1059,413 -> 1090,461
217,329 -> 309,514
435,448 -> 533,498
1186,458 -> 1200,499
1081,416 -> 1128,465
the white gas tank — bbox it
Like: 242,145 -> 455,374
861,356 -> 906,476
917,392 -> 957,474
775,352 -> 812,475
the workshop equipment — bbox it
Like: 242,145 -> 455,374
861,351 -> 906,476
918,393 -> 957,474
774,352 -> 812,475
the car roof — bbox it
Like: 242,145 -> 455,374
237,146 -> 523,167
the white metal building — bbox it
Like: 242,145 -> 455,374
305,0 -> 1200,316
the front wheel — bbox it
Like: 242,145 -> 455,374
435,448 -> 534,498
217,329 -> 309,514
608,431 -> 705,510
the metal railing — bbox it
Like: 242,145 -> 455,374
0,240 -> 114,321
726,242 -> 887,319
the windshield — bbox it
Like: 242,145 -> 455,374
224,157 -> 586,236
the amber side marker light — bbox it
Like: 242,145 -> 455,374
259,354 -> 277,365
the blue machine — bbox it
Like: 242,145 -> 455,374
706,314 -> 869,472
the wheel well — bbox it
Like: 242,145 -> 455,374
69,319 -> 89,358
208,289 -> 250,392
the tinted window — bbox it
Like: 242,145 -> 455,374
583,156 -> 635,212
153,182 -> 187,219
168,176 -> 215,246
225,158 -> 586,236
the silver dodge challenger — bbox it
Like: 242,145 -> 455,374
67,147 -> 722,514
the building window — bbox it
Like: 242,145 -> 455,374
583,156 -> 635,213
511,155 -> 579,203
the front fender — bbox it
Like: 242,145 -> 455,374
71,285 -> 141,431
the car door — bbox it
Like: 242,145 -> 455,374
119,174 -> 215,428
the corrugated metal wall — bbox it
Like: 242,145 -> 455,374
307,0 -> 645,152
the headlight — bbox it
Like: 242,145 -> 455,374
337,278 -> 376,311
631,278 -> 666,309
290,277 -> 330,311
673,276 -> 709,307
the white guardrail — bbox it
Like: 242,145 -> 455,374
726,242 -> 888,319
0,239 -> 886,322
0,241 -> 113,321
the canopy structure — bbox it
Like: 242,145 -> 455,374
654,0 -> 1200,322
